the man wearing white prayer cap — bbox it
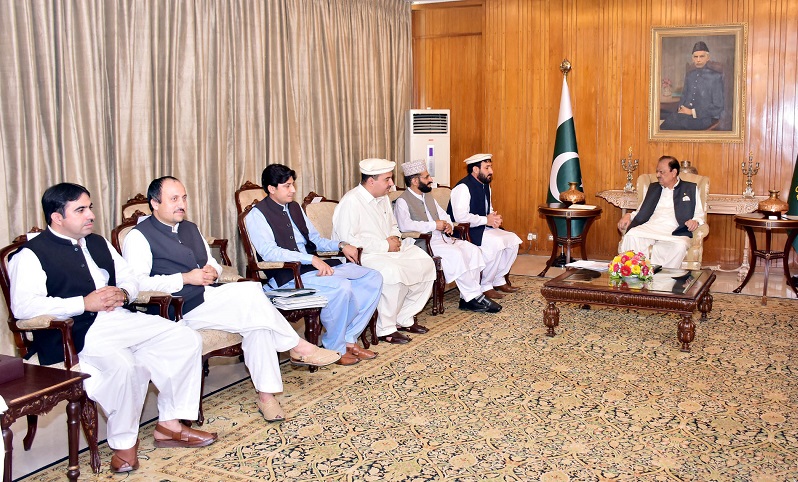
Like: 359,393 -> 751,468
447,153 -> 522,300
394,160 -> 500,313
332,158 -> 436,344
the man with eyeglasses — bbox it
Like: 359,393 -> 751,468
394,160 -> 500,313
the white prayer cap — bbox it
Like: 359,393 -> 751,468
401,159 -> 427,176
359,158 -> 395,175
464,153 -> 492,165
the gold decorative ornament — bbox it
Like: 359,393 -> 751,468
560,59 -> 571,76
559,182 -> 586,205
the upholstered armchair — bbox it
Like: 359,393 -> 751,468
619,172 -> 710,270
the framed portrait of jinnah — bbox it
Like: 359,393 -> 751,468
649,24 -> 747,143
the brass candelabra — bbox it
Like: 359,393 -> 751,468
741,152 -> 759,199
621,147 -> 639,192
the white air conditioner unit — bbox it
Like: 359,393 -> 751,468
406,109 -> 451,186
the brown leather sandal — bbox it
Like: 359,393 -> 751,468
110,440 -> 139,473
153,423 -> 218,448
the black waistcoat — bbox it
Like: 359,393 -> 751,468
447,174 -> 491,246
134,216 -> 208,313
255,197 -> 340,287
628,180 -> 698,238
23,230 -> 116,365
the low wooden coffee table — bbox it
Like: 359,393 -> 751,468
540,268 -> 716,351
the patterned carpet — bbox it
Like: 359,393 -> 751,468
23,276 -> 798,481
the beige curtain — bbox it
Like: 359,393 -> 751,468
0,0 -> 411,356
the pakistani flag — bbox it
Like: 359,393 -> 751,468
788,153 -> 798,252
547,75 -> 584,236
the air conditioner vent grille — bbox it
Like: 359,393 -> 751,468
411,113 -> 449,134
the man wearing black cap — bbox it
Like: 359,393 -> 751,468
660,41 -> 724,130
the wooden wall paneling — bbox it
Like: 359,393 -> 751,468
414,0 -> 798,268
412,2 -> 484,187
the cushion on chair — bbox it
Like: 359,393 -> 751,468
197,329 -> 243,355
304,202 -> 337,239
15,315 -> 57,330
218,265 -> 243,283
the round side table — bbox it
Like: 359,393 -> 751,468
537,203 -> 602,277
733,212 -> 798,304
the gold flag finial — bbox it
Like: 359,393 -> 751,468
560,59 -> 572,76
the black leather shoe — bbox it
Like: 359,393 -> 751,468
459,295 -> 502,313
398,323 -> 429,334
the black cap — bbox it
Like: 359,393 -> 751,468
692,41 -> 709,53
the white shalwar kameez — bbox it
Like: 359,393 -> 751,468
394,191 -> 485,302
9,232 -> 203,450
333,185 -> 435,337
621,181 -> 704,269
123,227 -> 300,395
450,183 -> 522,292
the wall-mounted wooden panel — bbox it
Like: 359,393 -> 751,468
413,0 -> 798,268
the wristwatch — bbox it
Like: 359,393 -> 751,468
338,241 -> 349,250
120,288 -> 130,306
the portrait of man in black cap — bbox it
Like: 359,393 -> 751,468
660,40 -> 725,130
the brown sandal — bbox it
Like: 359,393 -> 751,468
110,440 -> 139,473
153,423 -> 218,448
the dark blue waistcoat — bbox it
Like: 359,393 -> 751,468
134,216 -> 209,314
447,174 -> 491,246
23,230 -> 116,365
628,180 -> 698,238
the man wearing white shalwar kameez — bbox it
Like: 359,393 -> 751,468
448,153 -> 522,300
333,159 -> 436,344
394,160 -> 500,313
122,177 -> 340,424
9,183 -> 216,474
618,156 -> 704,269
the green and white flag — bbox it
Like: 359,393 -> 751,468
787,153 -> 798,252
547,76 -> 584,236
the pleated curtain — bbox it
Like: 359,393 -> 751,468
0,0 -> 411,355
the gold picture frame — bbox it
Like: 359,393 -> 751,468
649,24 -> 747,143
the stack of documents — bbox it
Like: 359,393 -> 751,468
564,260 -> 609,271
264,288 -> 329,310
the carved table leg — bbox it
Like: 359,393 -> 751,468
543,302 -> 560,337
3,421 -> 13,482
81,398 -> 101,474
66,399 -> 81,481
678,313 -> 695,352
698,293 -> 713,321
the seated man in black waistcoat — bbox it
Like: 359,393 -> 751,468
244,164 -> 382,366
618,156 -> 705,268
447,153 -> 522,300
8,182 -> 217,473
121,176 -> 340,424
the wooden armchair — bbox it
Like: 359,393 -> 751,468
0,229 -> 101,473
619,172 -> 710,269
110,212 -> 245,424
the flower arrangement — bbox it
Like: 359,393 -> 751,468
661,77 -> 673,97
609,250 -> 654,282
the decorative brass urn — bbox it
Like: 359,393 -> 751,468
559,182 -> 586,205
758,190 -> 789,215
680,160 -> 698,175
